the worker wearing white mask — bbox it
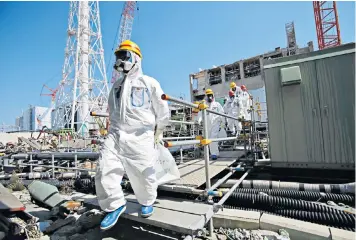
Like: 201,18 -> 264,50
223,90 -> 243,136
240,85 -> 252,121
198,89 -> 224,160
230,82 -> 242,98
95,40 -> 170,231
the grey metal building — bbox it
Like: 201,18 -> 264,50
263,43 -> 355,170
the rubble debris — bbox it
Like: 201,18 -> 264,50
7,171 -> 25,192
215,227 -> 291,240
28,180 -> 66,209
43,216 -> 76,234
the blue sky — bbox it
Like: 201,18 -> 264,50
0,1 -> 355,125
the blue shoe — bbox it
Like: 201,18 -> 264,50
141,205 -> 154,218
211,155 -> 218,160
100,205 -> 126,231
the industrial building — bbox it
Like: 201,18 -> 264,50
189,22 -> 314,112
15,106 -> 52,131
189,40 -> 314,104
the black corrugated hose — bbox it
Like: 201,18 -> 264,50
233,188 -> 355,205
227,193 -> 353,214
218,193 -> 355,231
221,205 -> 355,232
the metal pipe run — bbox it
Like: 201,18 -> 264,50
169,120 -> 195,125
22,152 -> 100,161
163,136 -> 195,141
91,111 -> 196,126
215,169 -> 251,209
158,185 -> 204,195
220,180 -> 355,194
209,137 -> 237,142
161,94 -> 242,122
208,164 -> 242,192
164,140 -> 200,148
164,136 -> 239,148
11,163 -> 96,172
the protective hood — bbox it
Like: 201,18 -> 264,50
109,52 -> 144,126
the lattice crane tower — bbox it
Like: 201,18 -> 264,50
313,1 -> 341,50
111,1 -> 137,84
52,1 -> 109,137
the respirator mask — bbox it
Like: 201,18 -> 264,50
232,87 -> 236,92
207,94 -> 214,103
113,50 -> 136,80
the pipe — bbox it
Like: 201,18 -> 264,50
161,94 -> 241,122
10,163 -> 96,172
208,164 -> 242,192
164,140 -> 200,148
209,137 -> 238,142
169,120 -> 195,125
164,136 -> 239,148
232,188 -> 355,205
34,152 -> 100,160
220,180 -> 356,194
227,192 -> 351,214
158,185 -> 204,195
161,94 -> 198,109
215,169 -> 251,210
0,172 -> 85,180
201,108 -> 214,238
163,136 -> 195,141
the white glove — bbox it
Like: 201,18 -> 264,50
154,128 -> 164,145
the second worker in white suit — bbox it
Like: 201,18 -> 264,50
95,40 -> 170,231
198,89 -> 224,160
223,90 -> 243,136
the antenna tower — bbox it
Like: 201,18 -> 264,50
52,1 -> 109,137
313,1 -> 341,50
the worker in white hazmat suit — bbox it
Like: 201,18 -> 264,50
95,40 -> 170,231
240,85 -> 252,121
197,89 -> 224,160
230,82 -> 242,98
223,90 -> 243,136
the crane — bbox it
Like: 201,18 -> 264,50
313,1 -> 341,50
111,1 -> 138,84
38,84 -> 59,129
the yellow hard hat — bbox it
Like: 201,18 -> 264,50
205,89 -> 214,95
115,40 -> 142,59
230,82 -> 236,88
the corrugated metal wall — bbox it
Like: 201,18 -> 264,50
264,43 -> 355,170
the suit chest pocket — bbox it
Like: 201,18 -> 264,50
131,86 -> 151,109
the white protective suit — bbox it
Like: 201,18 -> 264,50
241,92 -> 252,120
95,53 -> 170,212
198,100 -> 224,156
223,95 -> 243,136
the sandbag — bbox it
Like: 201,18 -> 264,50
154,143 -> 180,185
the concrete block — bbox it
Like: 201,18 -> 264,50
213,209 -> 261,230
329,227 -> 355,240
260,213 -> 331,240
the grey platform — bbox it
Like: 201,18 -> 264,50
172,150 -> 243,187
69,192 -> 212,235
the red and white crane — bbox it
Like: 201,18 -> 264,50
313,1 -> 341,50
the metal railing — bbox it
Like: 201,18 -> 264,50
160,93 -> 252,238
